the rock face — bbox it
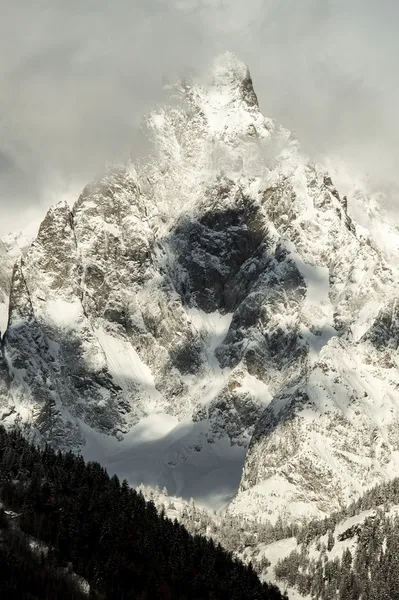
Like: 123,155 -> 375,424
1,52 -> 399,521
0,230 -> 34,340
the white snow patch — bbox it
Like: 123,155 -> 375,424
239,372 -> 272,405
94,326 -> 161,403
44,299 -> 83,329
184,307 -> 234,407
299,323 -> 337,361
288,247 -> 337,360
187,307 -> 233,355
101,221 -> 120,237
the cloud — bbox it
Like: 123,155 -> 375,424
0,0 -> 398,234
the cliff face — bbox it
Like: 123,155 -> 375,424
1,52 -> 399,520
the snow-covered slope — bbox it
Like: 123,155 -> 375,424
1,52 -> 399,520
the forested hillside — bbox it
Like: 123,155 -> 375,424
255,478 -> 399,599
0,508 -> 89,599
0,426 -> 286,600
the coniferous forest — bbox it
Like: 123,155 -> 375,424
0,426 -> 286,600
272,478 -> 399,599
274,510 -> 399,600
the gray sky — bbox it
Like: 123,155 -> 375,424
1,0 -> 398,234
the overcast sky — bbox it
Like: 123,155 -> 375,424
0,0 -> 398,235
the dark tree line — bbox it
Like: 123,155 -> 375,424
0,507 -> 88,599
0,426 -> 286,600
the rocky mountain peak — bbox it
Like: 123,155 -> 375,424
207,51 -> 259,108
1,55 -> 399,523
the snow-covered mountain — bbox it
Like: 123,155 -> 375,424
1,52 -> 399,522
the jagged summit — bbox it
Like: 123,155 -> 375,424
211,51 -> 250,83
0,55 -> 399,523
206,51 -> 259,107
165,52 -> 258,110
